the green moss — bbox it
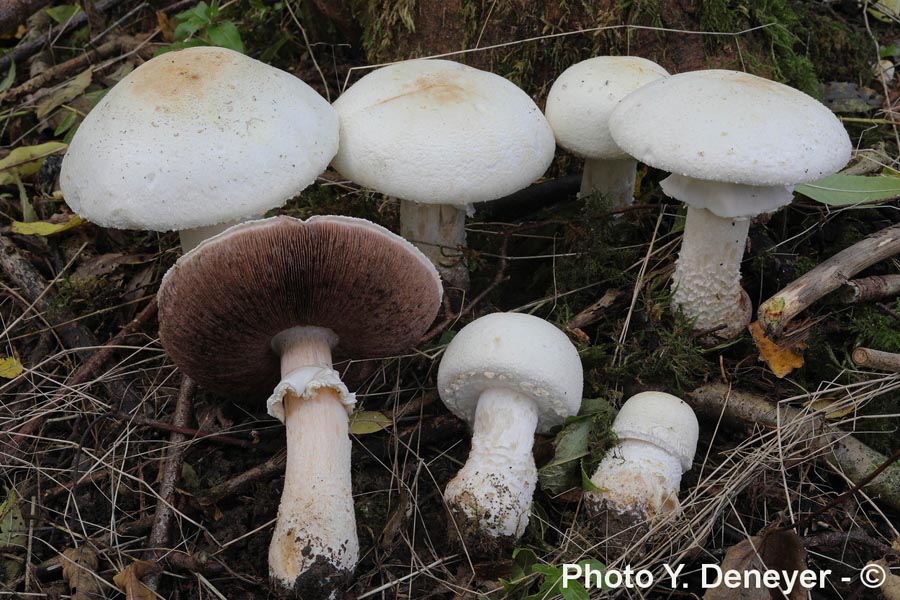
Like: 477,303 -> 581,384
49,276 -> 118,320
351,0 -> 419,63
848,301 -> 900,353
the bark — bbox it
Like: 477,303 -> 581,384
852,347 -> 900,373
840,274 -> 900,304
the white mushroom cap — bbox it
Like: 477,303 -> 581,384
60,46 -> 338,232
545,56 -> 668,160
437,312 -> 583,433
612,391 -> 699,471
609,70 -> 852,188
331,59 -> 556,205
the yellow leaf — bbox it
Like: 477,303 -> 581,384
349,411 -> 392,435
0,357 -> 23,379
113,560 -> 159,600
804,398 -> 856,420
62,547 -> 102,600
35,68 -> 92,119
12,215 -> 84,236
749,321 -> 806,378
0,141 -> 67,185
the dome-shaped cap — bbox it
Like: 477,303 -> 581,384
158,216 -> 442,399
612,391 -> 699,471
609,70 -> 852,186
437,313 -> 583,433
60,47 -> 339,232
545,56 -> 668,160
332,59 -> 555,205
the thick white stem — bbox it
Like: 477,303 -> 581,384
445,388 -> 539,540
399,200 -> 469,291
579,157 -> 637,211
671,206 -> 751,340
178,214 -> 264,252
586,439 -> 684,520
267,327 -> 358,598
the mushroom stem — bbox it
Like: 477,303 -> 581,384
399,200 -> 468,291
268,327 -> 357,598
178,214 -> 264,252
671,206 -> 751,341
580,157 -> 637,211
444,387 -> 538,542
586,439 -> 684,519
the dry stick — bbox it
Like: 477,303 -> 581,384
144,376 -> 196,592
840,274 -> 900,304
0,0 -> 130,73
687,383 -> 900,511
852,347 -> 900,373
758,222 -> 900,337
201,450 -> 287,503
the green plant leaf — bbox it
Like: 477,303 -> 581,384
35,67 -> 92,119
54,110 -> 78,136
12,215 -> 84,236
795,174 -> 900,206
206,21 -> 244,53
0,357 -> 23,379
0,142 -> 67,185
0,60 -> 15,93
0,488 -> 26,581
45,4 -> 81,24
349,411 -> 392,435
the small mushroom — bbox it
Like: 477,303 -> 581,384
585,391 -> 698,530
60,47 -> 338,251
157,216 -> 442,598
544,56 -> 668,208
437,313 -> 583,549
609,70 -> 851,340
332,59 -> 556,290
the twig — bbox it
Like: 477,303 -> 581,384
840,274 -> 900,304
852,347 -> 900,373
201,450 -> 287,502
0,0 -> 131,73
758,222 -> 900,337
119,411 -> 256,449
687,383 -> 900,511
144,375 -> 196,591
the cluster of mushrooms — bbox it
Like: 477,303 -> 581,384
56,46 -> 851,597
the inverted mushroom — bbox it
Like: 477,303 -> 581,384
544,56 -> 668,208
437,312 -> 582,549
157,216 -> 441,597
332,59 -> 556,290
585,391 -> 698,532
609,70 -> 851,340
60,46 -> 338,251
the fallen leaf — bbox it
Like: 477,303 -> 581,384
749,321 -> 806,378
0,489 -> 26,580
870,559 -> 900,600
804,398 -> 856,420
871,0 -> 900,22
0,141 -> 67,185
113,560 -> 160,600
349,411 -> 392,435
61,546 -> 102,600
705,529 -> 807,600
796,174 -> 900,207
0,357 -> 23,379
73,252 -> 145,281
821,82 -> 882,113
35,68 -> 92,120
12,215 -> 84,236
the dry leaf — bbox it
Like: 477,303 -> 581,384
61,547 -> 102,600
749,321 -> 806,378
704,529 -> 807,600
0,141 -> 67,185
349,411 -> 392,435
113,560 -> 160,600
870,559 -> 900,600
12,214 -> 84,236
35,68 -> 92,119
804,397 -> 856,420
0,356 -> 23,379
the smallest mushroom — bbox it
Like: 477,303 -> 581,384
544,56 -> 668,208
437,312 -> 583,550
585,392 -> 699,535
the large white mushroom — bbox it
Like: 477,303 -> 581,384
544,56 -> 668,208
60,46 -> 338,251
585,391 -> 699,525
332,59 -> 556,290
609,70 -> 852,340
437,312 -> 583,548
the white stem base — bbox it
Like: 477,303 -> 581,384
586,439 -> 684,520
445,388 -> 538,541
399,200 -> 469,291
671,206 -> 751,340
267,328 -> 357,598
579,157 -> 637,211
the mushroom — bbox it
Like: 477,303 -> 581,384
157,216 -> 442,597
437,312 -> 583,548
60,46 -> 338,251
609,70 -> 851,340
585,391 -> 698,530
544,56 -> 668,208
332,59 -> 556,290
